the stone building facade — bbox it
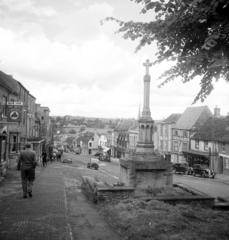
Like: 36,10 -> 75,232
0,70 -> 53,175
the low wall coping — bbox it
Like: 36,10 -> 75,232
97,186 -> 135,192
135,195 -> 215,201
174,183 -> 207,196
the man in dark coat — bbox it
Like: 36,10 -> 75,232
17,143 -> 37,198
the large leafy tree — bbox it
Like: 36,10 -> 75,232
102,0 -> 229,103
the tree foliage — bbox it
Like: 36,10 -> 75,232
79,126 -> 86,132
65,136 -> 75,146
102,0 -> 229,103
69,129 -> 76,134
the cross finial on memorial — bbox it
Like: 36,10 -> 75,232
143,59 -> 152,75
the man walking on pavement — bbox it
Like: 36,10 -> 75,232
17,142 -> 37,198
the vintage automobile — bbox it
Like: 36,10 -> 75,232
173,162 -> 189,174
99,155 -> 111,162
94,152 -> 100,157
191,164 -> 216,178
87,158 -> 99,170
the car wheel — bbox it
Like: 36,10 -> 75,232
184,170 -> 188,175
212,175 -> 215,179
201,172 -> 205,178
193,171 -> 195,177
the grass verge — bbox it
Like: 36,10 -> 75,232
98,198 -> 229,240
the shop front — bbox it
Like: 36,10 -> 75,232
182,149 -> 217,168
27,137 -> 45,163
0,133 -> 7,176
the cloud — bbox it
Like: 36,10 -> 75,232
0,1 -> 228,119
52,3 -> 115,45
0,0 -> 57,17
0,24 -> 142,92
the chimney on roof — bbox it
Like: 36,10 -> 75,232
214,105 -> 220,117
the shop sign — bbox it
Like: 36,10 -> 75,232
7,102 -> 23,106
7,107 -> 22,123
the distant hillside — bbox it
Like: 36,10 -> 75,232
52,115 -> 119,123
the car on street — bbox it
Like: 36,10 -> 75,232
94,152 -> 100,157
191,164 -> 216,178
173,162 -> 189,174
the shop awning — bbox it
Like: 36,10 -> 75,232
182,149 -> 218,157
27,137 -> 45,144
103,147 -> 110,152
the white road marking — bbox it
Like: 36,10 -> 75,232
100,169 -> 118,179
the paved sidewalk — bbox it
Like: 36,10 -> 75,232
215,173 -> 229,182
0,163 -> 72,240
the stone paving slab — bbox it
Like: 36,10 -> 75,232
0,163 -> 71,240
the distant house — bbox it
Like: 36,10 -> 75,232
88,132 -> 100,154
106,130 -> 115,156
187,111 -> 229,175
128,119 -> 139,155
171,106 -> 213,163
157,114 -> 181,161
114,119 -> 134,158
98,134 -> 107,147
76,131 -> 94,154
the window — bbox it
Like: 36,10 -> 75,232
160,140 -> 163,150
23,110 -> 26,125
195,140 -> 199,149
222,143 -> 226,152
92,138 -> 94,141
165,125 -> 168,136
182,142 -> 188,151
10,135 -> 17,153
184,131 -> 188,137
2,96 -> 7,116
89,142 -> 92,147
174,141 -> 178,151
204,141 -> 208,151
160,126 -> 163,136
164,141 -> 168,151
174,130 -> 178,136
225,158 -> 229,169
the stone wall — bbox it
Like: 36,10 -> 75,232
8,154 -> 18,170
0,161 -> 7,177
119,157 -> 173,194
81,176 -> 135,203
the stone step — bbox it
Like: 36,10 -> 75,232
217,196 -> 229,202
214,202 -> 229,210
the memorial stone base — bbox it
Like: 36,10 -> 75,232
119,154 -> 173,194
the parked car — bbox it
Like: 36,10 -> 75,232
173,163 -> 189,174
99,155 -> 111,162
94,152 -> 100,157
191,164 -> 216,178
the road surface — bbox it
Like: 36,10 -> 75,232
64,152 -> 229,199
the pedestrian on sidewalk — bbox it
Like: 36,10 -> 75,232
57,150 -> 61,162
17,142 -> 37,198
42,150 -> 47,167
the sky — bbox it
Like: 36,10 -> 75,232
0,0 -> 228,120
